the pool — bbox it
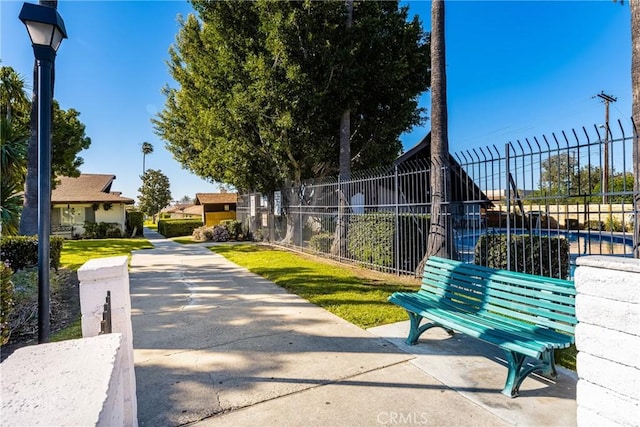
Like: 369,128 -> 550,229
454,228 -> 635,278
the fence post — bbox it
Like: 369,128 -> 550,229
505,143 -> 512,269
78,256 -> 138,427
394,165 -> 400,275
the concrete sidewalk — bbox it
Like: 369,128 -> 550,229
130,230 -> 576,426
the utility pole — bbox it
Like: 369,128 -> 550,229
596,92 -> 617,204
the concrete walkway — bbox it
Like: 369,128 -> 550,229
130,230 -> 577,426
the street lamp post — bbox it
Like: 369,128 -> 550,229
19,2 -> 67,343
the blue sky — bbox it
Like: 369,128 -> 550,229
1,1 -> 633,202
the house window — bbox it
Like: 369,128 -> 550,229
224,204 -> 230,211
60,206 -> 84,225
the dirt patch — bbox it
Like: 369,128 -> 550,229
0,268 -> 80,362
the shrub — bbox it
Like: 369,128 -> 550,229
211,226 -> 230,242
0,235 -> 64,272
158,219 -> 203,238
604,215 -> 624,232
1,263 -> 14,345
220,220 -> 243,240
126,210 -> 144,237
308,233 -> 334,253
347,213 -> 395,268
83,222 -> 121,239
474,234 -> 570,279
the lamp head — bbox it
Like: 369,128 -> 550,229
19,2 -> 67,52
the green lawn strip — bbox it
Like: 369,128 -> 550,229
60,238 -> 153,271
171,236 -> 200,244
143,221 -> 158,231
209,244 -> 418,329
51,318 -> 82,342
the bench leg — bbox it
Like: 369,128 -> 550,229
502,350 -> 555,398
539,349 -> 558,380
405,312 -> 453,345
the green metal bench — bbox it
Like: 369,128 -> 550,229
388,256 -> 576,397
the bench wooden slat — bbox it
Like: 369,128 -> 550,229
388,255 -> 577,398
419,278 -> 576,334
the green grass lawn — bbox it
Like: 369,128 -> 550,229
209,244 -> 419,329
171,236 -> 200,244
143,220 -> 158,231
60,238 -> 154,270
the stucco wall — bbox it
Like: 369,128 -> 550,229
0,334 -> 126,426
574,256 -> 640,427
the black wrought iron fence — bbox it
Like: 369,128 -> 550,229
238,120 -> 638,279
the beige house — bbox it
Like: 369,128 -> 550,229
161,203 -> 203,220
51,174 -> 134,238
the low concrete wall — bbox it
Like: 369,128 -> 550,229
1,334 -> 125,426
574,256 -> 640,427
79,256 -> 137,427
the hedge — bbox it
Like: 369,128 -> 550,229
0,263 -> 13,345
347,213 -> 395,267
126,210 -> 144,237
157,219 -> 203,238
474,234 -> 570,279
0,235 -> 65,272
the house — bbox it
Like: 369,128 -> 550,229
195,193 -> 237,226
161,203 -> 203,220
51,174 -> 135,238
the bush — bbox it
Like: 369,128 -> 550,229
308,233 -> 334,253
211,226 -> 230,242
474,234 -> 570,279
604,215 -> 624,232
0,235 -> 64,272
158,219 -> 203,238
347,213 -> 395,268
83,222 -> 122,239
220,220 -> 243,240
1,263 -> 14,346
126,210 -> 144,237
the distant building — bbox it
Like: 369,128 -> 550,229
195,193 -> 238,226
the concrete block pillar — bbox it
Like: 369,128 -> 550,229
574,256 -> 640,427
79,256 -> 138,427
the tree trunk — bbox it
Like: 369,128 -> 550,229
419,0 -> 452,274
632,0 -> 639,257
333,0 -> 353,258
19,0 -> 58,236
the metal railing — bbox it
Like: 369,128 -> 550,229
99,291 -> 112,335
238,120 -> 638,279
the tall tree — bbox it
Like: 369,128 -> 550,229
141,141 -> 154,175
154,0 -> 429,194
422,0 -> 452,265
138,169 -> 172,223
20,0 -> 58,236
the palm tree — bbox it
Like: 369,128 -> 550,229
422,0 -> 452,266
1,117 -> 28,236
141,141 -> 154,175
0,67 -> 28,121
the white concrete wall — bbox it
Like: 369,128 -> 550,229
96,203 -> 127,231
79,255 -> 138,427
1,334 -> 125,427
574,256 -> 640,427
